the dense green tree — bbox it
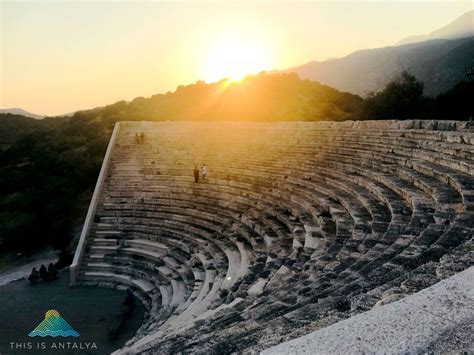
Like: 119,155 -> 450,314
357,71 -> 425,119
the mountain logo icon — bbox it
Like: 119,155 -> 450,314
29,309 -> 80,337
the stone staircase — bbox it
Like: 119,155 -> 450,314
70,120 -> 473,354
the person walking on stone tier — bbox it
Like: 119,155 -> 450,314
201,164 -> 208,180
135,133 -> 140,144
140,132 -> 145,144
193,166 -> 200,183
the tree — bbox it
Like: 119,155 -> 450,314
358,71 -> 425,120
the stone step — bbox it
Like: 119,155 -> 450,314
83,271 -> 155,293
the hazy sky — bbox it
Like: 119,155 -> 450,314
1,1 -> 472,116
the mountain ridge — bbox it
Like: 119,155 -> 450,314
286,10 -> 473,97
397,10 -> 473,45
0,108 -> 45,120
287,36 -> 473,97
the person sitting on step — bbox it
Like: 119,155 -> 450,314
135,133 -> 140,144
139,132 -> 145,144
28,267 -> 40,285
48,263 -> 58,280
39,264 -> 48,281
201,164 -> 208,180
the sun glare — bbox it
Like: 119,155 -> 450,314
203,38 -> 270,83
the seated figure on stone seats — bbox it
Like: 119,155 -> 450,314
39,264 -> 48,281
135,133 -> 140,144
139,132 -> 145,144
48,263 -> 58,280
28,267 -> 40,285
201,165 -> 208,179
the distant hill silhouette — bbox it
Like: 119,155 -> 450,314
287,37 -> 473,97
0,108 -> 45,120
397,10 -> 473,45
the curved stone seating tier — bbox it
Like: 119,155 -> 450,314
70,121 -> 473,354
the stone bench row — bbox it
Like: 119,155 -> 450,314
119,130 -> 474,161
109,145 -> 470,204
88,206 -> 456,308
101,153 -> 462,280
119,124 -> 474,144
100,159 -> 448,276
88,211 -> 260,298
115,130 -> 474,172
80,237 -> 236,333
113,149 -> 472,185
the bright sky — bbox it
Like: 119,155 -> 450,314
0,1 -> 472,116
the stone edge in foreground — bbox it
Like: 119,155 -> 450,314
262,266 -> 474,354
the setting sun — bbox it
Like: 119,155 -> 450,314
203,38 -> 271,82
